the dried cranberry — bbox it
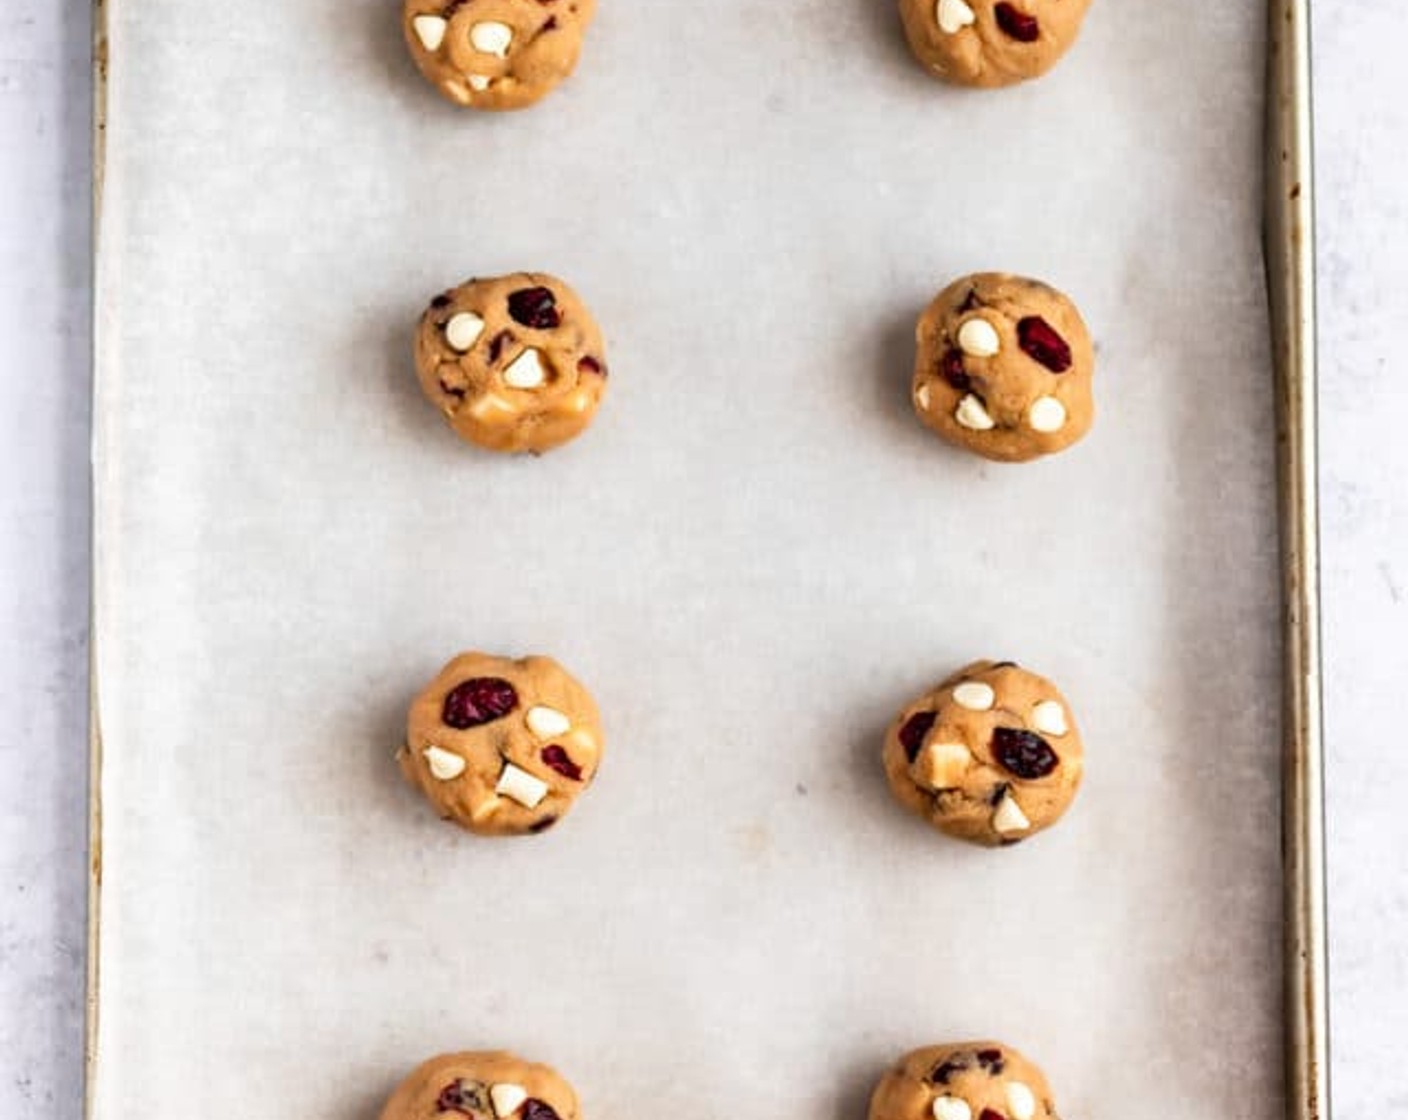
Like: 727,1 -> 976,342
993,3 -> 1040,41
541,745 -> 583,781
989,782 -> 1011,807
442,678 -> 519,729
437,1080 -> 488,1116
577,356 -> 605,376
1017,316 -> 1071,372
928,1055 -> 971,1084
542,15 -> 558,30
898,711 -> 937,764
976,1048 -> 1003,1065
431,293 -> 453,310
979,1111 -> 1008,1120
941,348 -> 971,392
992,728 -> 1059,779
530,816 -> 559,833
958,288 -> 981,313
507,287 -> 562,330
522,1100 -> 562,1120
487,330 -> 512,364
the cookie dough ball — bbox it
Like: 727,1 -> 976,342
882,660 -> 1083,846
415,273 -> 609,455
912,273 -> 1093,463
898,0 -> 1092,88
399,652 -> 604,836
403,0 -> 597,111
870,1042 -> 1060,1120
379,1052 -> 580,1120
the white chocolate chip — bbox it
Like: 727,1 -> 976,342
412,14 -> 448,51
423,745 -> 466,781
503,348 -> 547,390
915,383 -> 932,410
993,791 -> 1032,834
952,681 -> 995,711
526,705 -> 572,738
924,742 -> 973,789
935,0 -> 977,33
1032,700 -> 1069,737
445,311 -> 485,352
470,21 -> 514,57
1029,395 -> 1067,433
932,1097 -> 972,1120
468,74 -> 492,92
490,1084 -> 529,1118
1005,1082 -> 1037,1120
496,763 -> 548,809
957,317 -> 1001,358
954,394 -> 995,431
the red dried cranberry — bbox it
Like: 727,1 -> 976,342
437,1080 -> 487,1115
941,348 -> 971,392
431,293 -> 454,310
541,745 -> 583,781
577,356 -> 604,376
992,728 -> 1059,779
442,678 -> 519,729
928,1055 -> 971,1084
898,711 -> 937,764
958,288 -> 981,314
979,1111 -> 1008,1120
522,1100 -> 562,1120
487,330 -> 512,364
975,1048 -> 1003,1066
542,15 -> 558,30
994,3 -> 1040,41
1017,316 -> 1072,372
530,816 -> 559,833
507,287 -> 562,330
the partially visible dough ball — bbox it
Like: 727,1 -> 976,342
399,652 -> 604,837
379,1052 -> 580,1120
415,273 -> 609,455
403,0 -> 597,111
870,1042 -> 1060,1120
883,660 -> 1084,846
898,0 -> 1092,88
912,272 -> 1094,463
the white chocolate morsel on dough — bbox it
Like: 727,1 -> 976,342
915,383 -> 932,410
935,0 -> 976,34
923,742 -> 973,789
1028,395 -> 1067,433
489,1083 -> 529,1118
445,311 -> 485,352
1005,1081 -> 1037,1120
952,681 -> 995,711
503,349 -> 548,390
468,74 -> 492,92
932,1098 -> 972,1120
993,792 -> 1032,835
1031,700 -> 1069,737
957,317 -> 1001,358
497,763 -> 549,809
955,394 -> 995,432
412,15 -> 448,51
470,21 -> 514,57
423,745 -> 467,781
526,705 -> 572,738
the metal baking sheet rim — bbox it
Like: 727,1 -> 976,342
82,1 -> 1330,1117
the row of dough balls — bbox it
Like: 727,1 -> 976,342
379,1043 -> 1063,1120
415,271 -> 1096,463
398,653 -> 1084,847
401,0 -> 1096,110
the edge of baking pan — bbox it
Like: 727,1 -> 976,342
87,0 -> 108,1116
1265,1 -> 1330,1119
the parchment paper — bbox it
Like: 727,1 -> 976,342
92,2 -> 1281,1117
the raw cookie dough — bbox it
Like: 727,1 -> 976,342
912,272 -> 1094,463
379,1051 -> 580,1120
399,652 -> 604,836
883,660 -> 1083,846
898,0 -> 1092,88
403,0 -> 598,111
415,273 -> 608,455
870,1042 -> 1061,1120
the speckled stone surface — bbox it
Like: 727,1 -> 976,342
0,2 -> 1402,1117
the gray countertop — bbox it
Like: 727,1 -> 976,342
1,1 -> 1403,1115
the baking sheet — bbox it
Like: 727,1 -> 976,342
90,2 -> 1284,1118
